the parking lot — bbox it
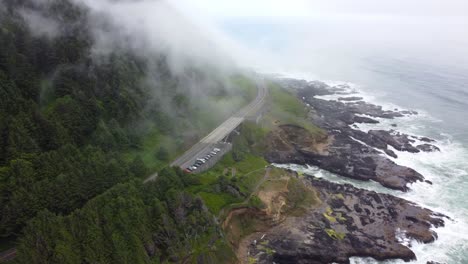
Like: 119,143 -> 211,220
183,142 -> 232,174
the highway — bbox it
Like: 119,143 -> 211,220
170,78 -> 268,171
0,79 -> 267,263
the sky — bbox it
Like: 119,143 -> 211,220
176,0 -> 468,20
170,0 -> 468,76
28,0 -> 462,79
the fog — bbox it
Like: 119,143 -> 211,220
173,0 -> 468,80
18,8 -> 60,38
77,0 -> 240,74
13,0 -> 266,123
16,0 -> 468,93
16,0 -> 255,77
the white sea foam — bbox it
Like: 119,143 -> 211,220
273,73 -> 468,263
352,113 -> 468,264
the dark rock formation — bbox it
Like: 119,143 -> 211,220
417,144 -> 441,152
246,177 -> 446,264
266,80 -> 440,191
265,125 -> 423,191
338,96 -> 363,101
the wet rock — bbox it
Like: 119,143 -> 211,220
354,116 -> 380,124
256,79 -> 448,263
338,96 -> 363,101
401,110 -> 418,115
266,126 -> 424,191
368,130 -> 420,153
420,137 -> 436,143
245,177 -> 445,264
266,79 -> 441,192
417,144 -> 440,152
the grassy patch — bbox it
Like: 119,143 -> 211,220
323,207 -> 337,223
336,212 -> 346,222
323,207 -> 346,223
333,193 -> 345,200
248,195 -> 266,210
231,75 -> 257,102
269,82 -> 308,118
286,177 -> 321,216
199,192 -> 242,215
258,179 -> 288,192
264,82 -> 324,137
264,247 -> 276,256
325,228 -> 346,240
191,152 -> 267,215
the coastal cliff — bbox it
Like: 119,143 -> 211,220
224,80 -> 447,264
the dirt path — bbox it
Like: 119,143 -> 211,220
234,167 -> 274,263
0,248 -> 16,263
236,232 -> 263,264
248,167 -> 271,199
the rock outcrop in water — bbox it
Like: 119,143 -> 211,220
243,175 -> 445,264
245,78 -> 447,264
266,79 -> 440,191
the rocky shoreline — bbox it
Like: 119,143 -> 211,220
266,79 -> 440,191
244,175 -> 445,264
241,79 -> 448,263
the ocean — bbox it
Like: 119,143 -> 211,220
224,17 -> 468,263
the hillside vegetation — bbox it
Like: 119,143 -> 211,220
0,0 -> 251,249
0,0 -> 326,263
15,169 -> 236,264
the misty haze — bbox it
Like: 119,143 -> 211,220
0,0 -> 467,264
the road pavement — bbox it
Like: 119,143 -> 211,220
170,78 -> 267,171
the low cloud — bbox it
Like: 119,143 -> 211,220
77,0 -> 241,75
19,8 -> 60,38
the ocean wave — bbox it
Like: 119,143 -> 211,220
274,73 -> 468,264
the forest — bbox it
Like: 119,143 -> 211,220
15,168 -> 233,263
0,0 -> 250,261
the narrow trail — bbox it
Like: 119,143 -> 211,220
0,248 -> 16,263
248,167 -> 271,199
232,167 -> 272,264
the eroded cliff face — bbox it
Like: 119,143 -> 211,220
222,168 -> 321,263
221,168 -> 445,264
245,176 -> 445,264
225,80 -> 446,264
